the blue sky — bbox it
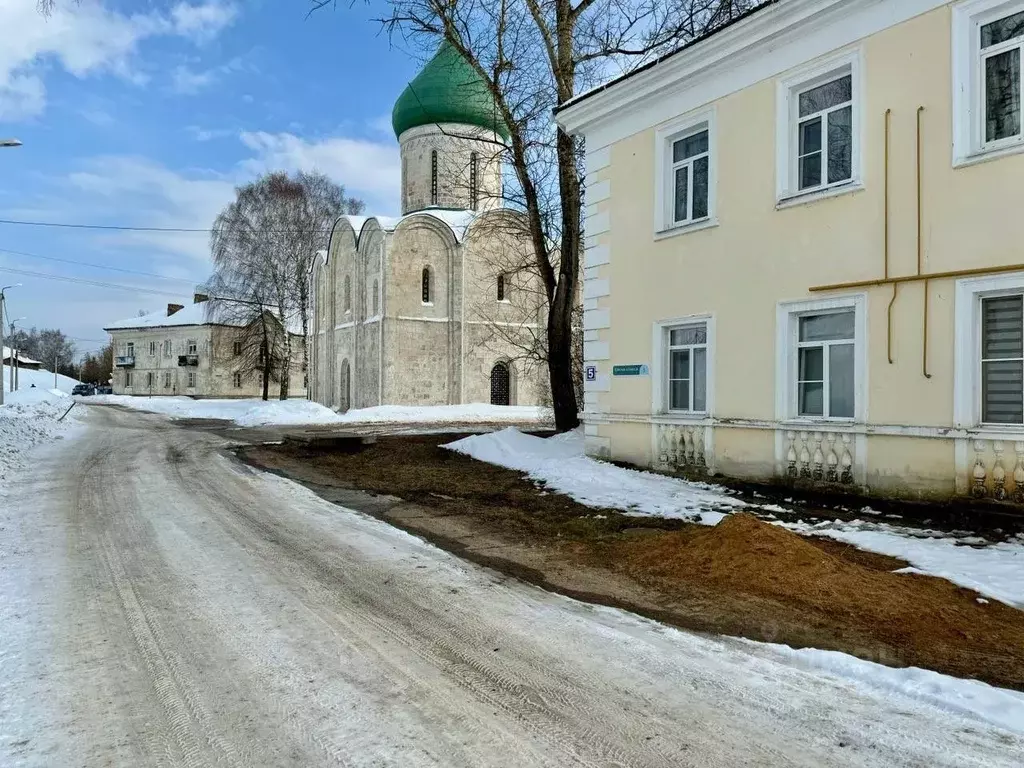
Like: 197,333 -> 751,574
0,0 -> 421,355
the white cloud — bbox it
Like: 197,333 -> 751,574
171,64 -> 216,94
170,56 -> 245,95
186,125 -> 234,141
0,0 -> 239,120
239,131 -> 401,212
64,156 -> 236,263
170,1 -> 238,44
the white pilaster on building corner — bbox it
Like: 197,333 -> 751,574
582,143 -> 612,456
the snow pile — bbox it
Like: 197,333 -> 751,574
1,364 -> 81,394
751,641 -> 1024,735
781,518 -> 1024,608
86,395 -> 340,425
88,396 -> 551,428
0,389 -> 77,489
333,403 -> 550,425
445,428 -> 744,519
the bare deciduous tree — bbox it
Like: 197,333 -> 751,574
312,0 -> 761,430
207,171 -> 362,399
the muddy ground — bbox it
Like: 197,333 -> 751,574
240,433 -> 1024,691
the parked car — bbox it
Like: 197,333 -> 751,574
96,385 -> 113,395
72,384 -> 96,396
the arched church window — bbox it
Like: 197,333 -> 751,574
422,267 -> 432,304
497,273 -> 505,302
344,275 -> 352,314
470,152 -> 479,210
372,278 -> 379,316
430,150 -> 438,205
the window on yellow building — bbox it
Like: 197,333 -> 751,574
981,10 -> 1024,144
796,312 -> 855,419
794,75 -> 853,192
670,129 -> 710,224
667,322 -> 708,413
981,295 -> 1024,423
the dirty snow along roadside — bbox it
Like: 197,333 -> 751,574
86,395 -> 550,427
445,428 -> 1024,608
0,389 -> 80,489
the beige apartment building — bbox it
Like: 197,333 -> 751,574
105,296 -> 306,399
556,0 -> 1024,500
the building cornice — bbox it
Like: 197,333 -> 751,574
555,0 -> 948,147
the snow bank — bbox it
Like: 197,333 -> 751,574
0,388 -> 78,490
87,396 -> 551,428
749,641 -> 1024,736
780,519 -> 1024,609
333,403 -> 550,425
1,364 -> 80,394
445,428 -> 743,519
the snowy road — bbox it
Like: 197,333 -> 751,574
2,407 -> 1023,767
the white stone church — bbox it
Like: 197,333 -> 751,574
309,43 -> 549,411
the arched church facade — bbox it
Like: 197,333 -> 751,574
308,43 -> 549,412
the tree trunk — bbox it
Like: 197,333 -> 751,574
260,323 -> 270,401
279,328 -> 291,400
549,126 -> 582,432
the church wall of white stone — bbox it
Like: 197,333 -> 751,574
399,124 -> 503,214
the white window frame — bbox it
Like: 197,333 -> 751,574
651,313 -> 715,417
775,294 -> 868,423
233,371 -> 242,389
187,371 -> 197,389
776,48 -> 863,204
124,370 -> 133,388
187,339 -> 197,355
653,107 -> 717,237
125,342 -> 135,359
163,339 -> 172,357
149,341 -> 156,356
953,0 -> 1024,165
163,371 -> 172,389
954,270 -> 1024,427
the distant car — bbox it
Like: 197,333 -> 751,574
96,385 -> 113,395
72,384 -> 96,396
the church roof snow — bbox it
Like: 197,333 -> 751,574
335,208 -> 481,248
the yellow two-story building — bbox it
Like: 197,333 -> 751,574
555,0 -> 1024,500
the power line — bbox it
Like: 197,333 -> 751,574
0,266 -> 190,298
0,218 -> 211,233
0,217 -> 340,234
0,246 -> 198,283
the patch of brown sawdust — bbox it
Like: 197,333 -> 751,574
620,514 -> 1024,687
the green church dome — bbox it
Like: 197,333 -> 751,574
392,42 -> 509,140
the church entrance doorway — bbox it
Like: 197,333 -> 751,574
490,362 -> 511,406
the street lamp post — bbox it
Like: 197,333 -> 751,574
0,284 -> 22,406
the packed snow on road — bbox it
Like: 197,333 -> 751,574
85,394 -> 551,427
2,405 -> 1023,767
446,428 -> 1024,608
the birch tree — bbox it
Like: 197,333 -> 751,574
207,171 -> 362,399
312,0 -> 760,431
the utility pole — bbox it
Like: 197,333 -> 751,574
0,284 -> 20,405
